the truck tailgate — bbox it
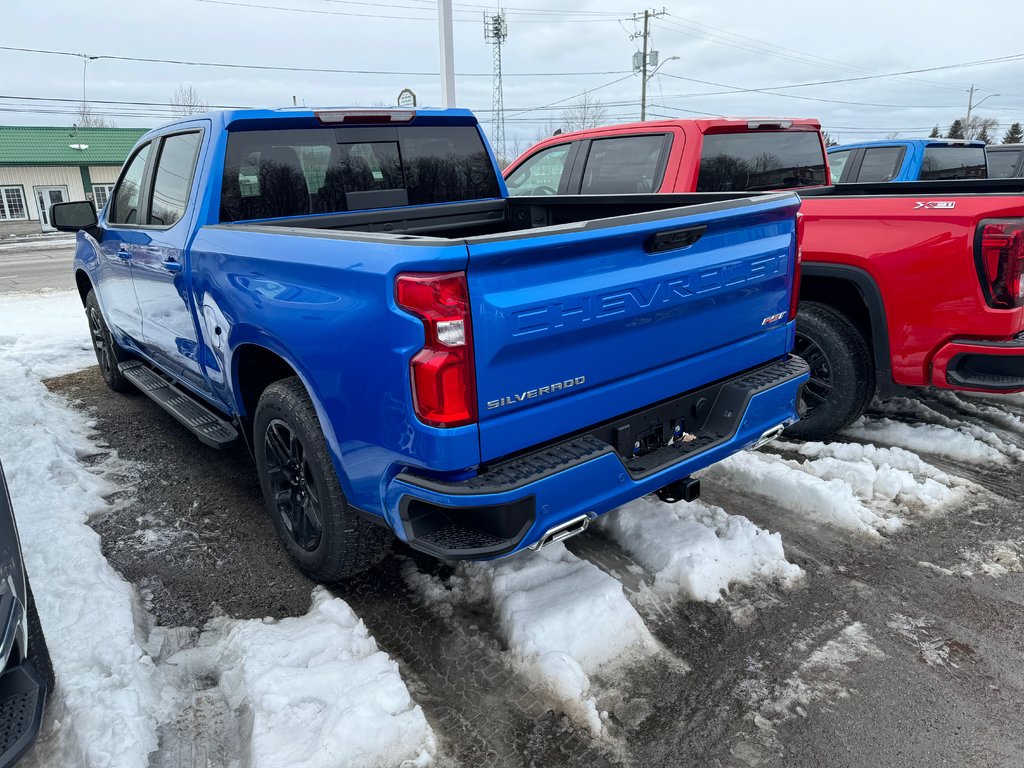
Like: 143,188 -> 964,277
467,193 -> 801,461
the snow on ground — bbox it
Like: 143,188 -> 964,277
852,396 -> 1024,463
205,589 -> 435,768
2,291 -> 435,768
933,391 -> 1024,435
704,450 -> 904,538
407,544 -> 662,736
735,618 -> 884,750
597,496 -> 803,602
919,539 -> 1024,579
0,292 -> 165,766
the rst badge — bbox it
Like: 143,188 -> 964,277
913,201 -> 956,210
761,312 -> 786,326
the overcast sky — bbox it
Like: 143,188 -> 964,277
4,0 -> 1024,152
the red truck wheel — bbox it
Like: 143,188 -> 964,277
254,377 -> 392,582
786,302 -> 875,441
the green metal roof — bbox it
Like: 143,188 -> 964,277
0,126 -> 149,166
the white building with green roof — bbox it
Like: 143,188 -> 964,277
0,125 -> 148,235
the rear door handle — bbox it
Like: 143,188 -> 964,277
117,247 -> 132,261
161,259 -> 183,274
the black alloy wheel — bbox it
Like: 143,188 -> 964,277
263,418 -> 323,552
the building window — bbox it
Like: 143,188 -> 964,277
92,184 -> 115,211
0,186 -> 27,220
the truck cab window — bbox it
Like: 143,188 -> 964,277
150,132 -> 202,227
505,144 -> 571,196
856,147 -> 903,182
828,150 -> 852,183
697,131 -> 826,191
580,135 -> 667,194
109,143 -> 151,225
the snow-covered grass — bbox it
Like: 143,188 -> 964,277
598,497 -> 803,602
209,589 -> 435,768
1,292 -> 436,768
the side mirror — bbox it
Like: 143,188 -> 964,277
51,200 -> 98,233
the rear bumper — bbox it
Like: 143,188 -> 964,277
931,336 -> 1024,392
385,355 -> 809,559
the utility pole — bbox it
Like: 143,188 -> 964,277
438,0 -> 456,107
630,8 -> 666,121
484,10 -> 508,162
966,83 -> 975,123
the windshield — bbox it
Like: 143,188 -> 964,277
986,149 -> 1021,179
919,146 -> 987,180
220,125 -> 500,221
696,131 -> 826,191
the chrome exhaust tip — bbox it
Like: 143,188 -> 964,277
530,514 -> 591,551
750,424 -> 786,451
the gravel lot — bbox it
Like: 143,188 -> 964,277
39,366 -> 1024,768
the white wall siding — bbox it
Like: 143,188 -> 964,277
88,165 -> 121,184
0,166 -> 86,220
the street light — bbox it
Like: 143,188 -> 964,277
640,55 -> 679,121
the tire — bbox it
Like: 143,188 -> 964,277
785,301 -> 875,441
84,290 -> 133,393
25,580 -> 55,696
253,377 -> 392,582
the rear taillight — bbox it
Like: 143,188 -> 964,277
976,219 -> 1024,309
396,272 -> 477,428
789,212 -> 804,321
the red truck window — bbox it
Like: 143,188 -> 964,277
505,143 -> 572,196
696,131 -> 826,191
579,135 -> 669,194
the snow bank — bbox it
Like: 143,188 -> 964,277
212,589 -> 435,768
781,440 -> 960,509
0,293 -> 164,766
705,451 -> 901,537
598,496 -> 802,602
464,544 -> 660,734
844,416 -> 1008,465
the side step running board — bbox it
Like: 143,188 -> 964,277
118,361 -> 239,449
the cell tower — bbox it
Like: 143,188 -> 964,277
483,9 -> 508,161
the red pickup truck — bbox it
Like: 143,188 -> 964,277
506,120 -> 1024,439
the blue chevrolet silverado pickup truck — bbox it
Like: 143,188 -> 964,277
52,107 -> 809,582
827,138 -> 988,183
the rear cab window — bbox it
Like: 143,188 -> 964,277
919,145 -> 987,180
696,130 -> 826,191
220,125 -> 500,221
578,135 -> 670,194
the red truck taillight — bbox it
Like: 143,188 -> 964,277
976,219 -> 1024,309
396,272 -> 478,428
789,212 -> 804,321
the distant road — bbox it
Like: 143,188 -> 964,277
0,240 -> 76,294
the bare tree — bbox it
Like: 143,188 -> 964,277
822,132 -> 839,148
559,95 -> 608,133
74,102 -> 114,128
171,84 -> 208,117
961,115 -> 999,141
885,132 -> 901,140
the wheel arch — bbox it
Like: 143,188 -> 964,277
799,263 -> 895,394
75,269 -> 93,306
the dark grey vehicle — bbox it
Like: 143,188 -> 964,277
0,461 -> 50,766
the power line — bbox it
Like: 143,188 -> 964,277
0,45 -> 630,78
197,0 -> 618,22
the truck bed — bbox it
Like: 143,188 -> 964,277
214,192 -> 777,241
